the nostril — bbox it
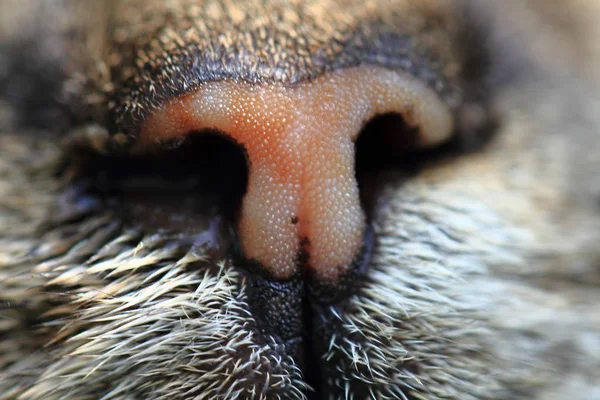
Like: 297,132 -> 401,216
136,66 -> 454,283
356,113 -> 421,160
355,113 -> 422,220
160,131 -> 250,215
65,130 -> 250,252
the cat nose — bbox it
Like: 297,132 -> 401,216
138,66 -> 453,282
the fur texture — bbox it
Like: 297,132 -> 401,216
1,1 -> 600,399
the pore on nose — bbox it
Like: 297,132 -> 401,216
138,66 -> 453,282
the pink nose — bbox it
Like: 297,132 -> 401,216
138,66 -> 452,281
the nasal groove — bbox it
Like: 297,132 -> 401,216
137,65 -> 453,282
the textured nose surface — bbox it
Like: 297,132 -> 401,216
139,66 -> 452,281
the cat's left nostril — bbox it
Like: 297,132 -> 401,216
137,65 -> 453,282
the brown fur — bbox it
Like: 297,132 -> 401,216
1,1 -> 600,399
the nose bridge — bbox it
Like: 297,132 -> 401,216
230,81 -> 368,281
298,130 -> 365,281
293,94 -> 367,281
138,66 -> 453,282
233,90 -> 308,280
